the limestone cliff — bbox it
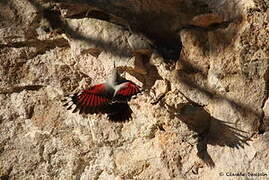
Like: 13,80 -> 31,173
0,0 -> 268,179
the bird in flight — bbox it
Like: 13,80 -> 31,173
63,65 -> 141,122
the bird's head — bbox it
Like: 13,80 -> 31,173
107,62 -> 126,85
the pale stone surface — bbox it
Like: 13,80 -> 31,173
0,0 -> 268,180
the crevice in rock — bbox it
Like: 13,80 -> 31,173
0,166 -> 13,180
81,48 -> 102,58
42,8 -> 65,32
157,124 -> 166,132
0,38 -> 70,60
0,85 -> 44,94
258,65 -> 269,134
150,80 -> 171,105
0,38 -> 69,49
72,157 -> 89,180
71,10 -> 111,21
179,17 -> 242,32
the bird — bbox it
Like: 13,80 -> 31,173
62,65 -> 141,122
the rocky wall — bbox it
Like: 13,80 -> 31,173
0,0 -> 268,179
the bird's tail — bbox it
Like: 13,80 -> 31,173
105,102 -> 133,122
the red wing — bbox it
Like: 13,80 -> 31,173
77,84 -> 110,107
115,81 -> 141,99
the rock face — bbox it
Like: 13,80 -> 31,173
0,0 -> 268,179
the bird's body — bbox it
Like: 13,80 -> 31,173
63,68 -> 141,122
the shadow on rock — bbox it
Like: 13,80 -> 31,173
27,0 -> 132,58
27,0 -> 244,62
167,103 -> 250,168
175,59 -> 263,131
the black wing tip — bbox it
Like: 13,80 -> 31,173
62,93 -> 79,112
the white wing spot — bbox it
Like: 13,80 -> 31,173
68,101 -> 73,106
71,104 -> 77,110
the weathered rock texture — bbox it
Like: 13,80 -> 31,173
0,0 -> 268,179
